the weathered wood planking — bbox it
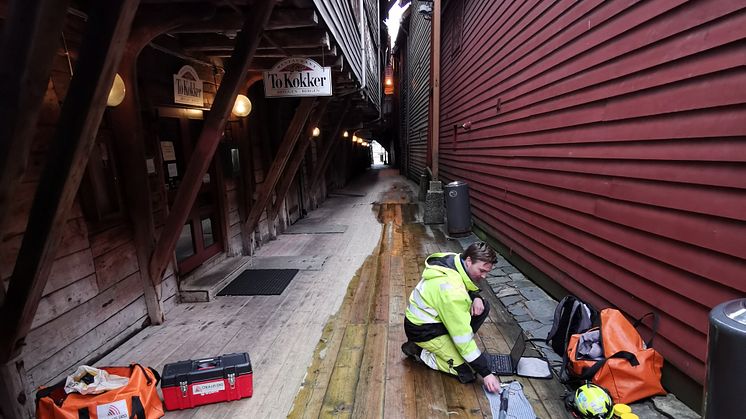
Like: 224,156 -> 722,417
32,274 -> 98,328
44,248 -> 95,296
320,324 -> 367,418
93,240 -> 139,290
28,296 -> 147,389
24,271 -> 143,369
89,224 -> 133,258
350,323 -> 387,418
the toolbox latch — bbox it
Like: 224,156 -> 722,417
179,380 -> 188,397
227,372 -> 236,389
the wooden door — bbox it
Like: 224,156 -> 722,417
157,109 -> 224,274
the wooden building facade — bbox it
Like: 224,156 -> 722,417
393,0 -> 746,408
0,1 -> 384,416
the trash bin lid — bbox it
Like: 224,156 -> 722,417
724,299 -> 746,325
446,180 -> 467,187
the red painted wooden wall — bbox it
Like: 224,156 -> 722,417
438,0 -> 746,384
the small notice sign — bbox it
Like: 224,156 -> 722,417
173,65 -> 204,106
264,57 -> 332,98
160,141 -> 176,161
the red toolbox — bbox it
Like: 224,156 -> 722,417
161,352 -> 252,410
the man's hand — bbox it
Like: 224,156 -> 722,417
482,373 -> 501,393
471,298 -> 485,316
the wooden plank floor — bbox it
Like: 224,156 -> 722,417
97,169 -> 569,418
288,184 -> 570,418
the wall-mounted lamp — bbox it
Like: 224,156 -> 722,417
232,94 -> 252,117
312,127 -> 321,137
385,77 -> 393,86
352,135 -> 358,142
107,73 -> 126,107
343,130 -> 349,138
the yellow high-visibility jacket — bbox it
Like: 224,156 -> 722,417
405,252 -> 489,374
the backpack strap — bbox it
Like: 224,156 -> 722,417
131,395 -> 146,418
545,296 -> 573,343
632,312 -> 660,348
578,350 -> 639,380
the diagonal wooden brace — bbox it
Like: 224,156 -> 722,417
149,1 -> 277,285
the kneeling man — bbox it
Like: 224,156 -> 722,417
402,241 -> 501,393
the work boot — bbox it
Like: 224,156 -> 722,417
454,362 -> 476,384
401,341 -> 423,363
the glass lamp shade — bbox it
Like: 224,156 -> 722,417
343,131 -> 349,137
312,127 -> 321,137
107,73 -> 126,107
232,94 -> 252,117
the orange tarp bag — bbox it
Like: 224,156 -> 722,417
36,364 -> 164,419
566,309 -> 666,404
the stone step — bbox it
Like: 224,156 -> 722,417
179,256 -> 252,302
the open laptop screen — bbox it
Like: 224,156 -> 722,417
510,333 -> 526,370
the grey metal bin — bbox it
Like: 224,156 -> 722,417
444,181 -> 471,236
703,298 -> 746,418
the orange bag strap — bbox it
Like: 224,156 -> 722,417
578,350 -> 639,380
632,312 -> 660,348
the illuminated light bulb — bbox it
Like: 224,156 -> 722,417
107,73 -> 126,107
312,127 -> 320,137
232,94 -> 252,117
343,131 -> 349,137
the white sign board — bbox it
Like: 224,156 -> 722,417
173,65 -> 204,106
263,57 -> 332,98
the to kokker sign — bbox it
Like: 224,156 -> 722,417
173,65 -> 203,106
264,57 -> 332,98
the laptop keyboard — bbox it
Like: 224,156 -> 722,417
489,354 -> 512,374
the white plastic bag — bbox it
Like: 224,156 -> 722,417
64,365 -> 129,395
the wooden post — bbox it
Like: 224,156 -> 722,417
0,0 -> 71,241
310,97 -> 352,197
149,1 -> 277,284
240,97 -> 316,238
0,0 -> 140,363
268,98 -> 330,222
107,5 -> 215,324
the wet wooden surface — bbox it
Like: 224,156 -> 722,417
97,168 -> 568,418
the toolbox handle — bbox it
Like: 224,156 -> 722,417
193,358 -> 221,370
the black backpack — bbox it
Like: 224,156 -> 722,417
545,295 -> 599,355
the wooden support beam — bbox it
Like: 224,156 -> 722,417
241,97 -> 316,238
107,4 -> 215,325
180,29 -> 328,51
0,0 -> 71,241
310,97 -> 352,195
268,98 -> 331,222
149,1 -> 277,284
171,8 -> 318,33
0,0 -> 140,364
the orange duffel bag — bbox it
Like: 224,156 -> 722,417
565,309 -> 666,404
36,364 -> 164,419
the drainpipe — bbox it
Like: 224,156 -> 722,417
431,0 -> 441,180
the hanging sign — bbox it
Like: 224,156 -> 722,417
263,57 -> 332,98
173,65 -> 204,106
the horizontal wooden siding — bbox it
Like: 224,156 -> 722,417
439,0 -> 746,384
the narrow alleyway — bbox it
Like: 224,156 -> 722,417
97,167 -> 568,418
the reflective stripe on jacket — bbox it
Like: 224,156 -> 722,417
405,253 -> 482,363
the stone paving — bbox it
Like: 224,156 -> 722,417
442,228 -> 700,419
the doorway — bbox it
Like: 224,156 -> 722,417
157,108 -> 224,274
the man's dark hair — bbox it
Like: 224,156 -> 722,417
462,241 -> 497,264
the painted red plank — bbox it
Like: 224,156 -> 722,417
445,1 -> 745,122
443,159 -> 746,221
442,162 -> 746,258
440,137 -> 746,162
450,154 -> 746,189
447,165 -> 746,284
